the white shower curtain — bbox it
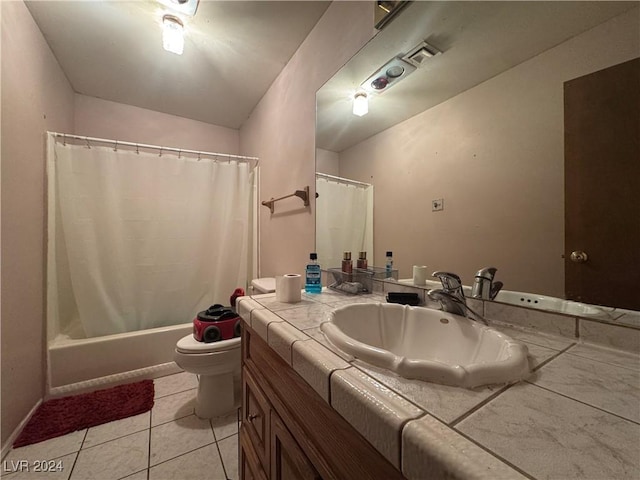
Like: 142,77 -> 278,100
51,139 -> 255,338
315,176 -> 373,270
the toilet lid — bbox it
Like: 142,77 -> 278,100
176,334 -> 241,354
251,277 -> 276,293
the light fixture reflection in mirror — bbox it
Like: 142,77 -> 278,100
162,14 -> 184,55
352,92 -> 368,117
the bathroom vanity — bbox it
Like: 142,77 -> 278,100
237,286 -> 639,480
240,322 -> 404,479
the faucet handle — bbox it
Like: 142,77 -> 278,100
490,281 -> 504,300
432,271 -> 462,291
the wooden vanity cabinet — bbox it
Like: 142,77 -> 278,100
240,323 -> 405,480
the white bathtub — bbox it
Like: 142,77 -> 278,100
47,323 -> 193,395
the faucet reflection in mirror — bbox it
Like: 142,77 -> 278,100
471,267 -> 503,300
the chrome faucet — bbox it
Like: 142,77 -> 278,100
430,271 -> 467,316
471,267 -> 503,300
432,271 -> 465,300
428,271 -> 488,325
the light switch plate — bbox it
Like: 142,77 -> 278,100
432,199 -> 444,211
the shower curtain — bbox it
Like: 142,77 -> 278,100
315,176 -> 373,270
49,137 -> 256,338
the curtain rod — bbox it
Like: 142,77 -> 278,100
49,132 -> 259,163
315,172 -> 371,188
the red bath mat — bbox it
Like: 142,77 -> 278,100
13,379 -> 155,448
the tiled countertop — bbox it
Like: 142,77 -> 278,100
237,288 -> 640,480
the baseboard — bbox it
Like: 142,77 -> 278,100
47,361 -> 181,398
1,399 -> 42,461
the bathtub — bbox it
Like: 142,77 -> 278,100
47,323 -> 193,396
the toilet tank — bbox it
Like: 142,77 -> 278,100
251,277 -> 276,294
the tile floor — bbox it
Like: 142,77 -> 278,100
2,372 -> 239,480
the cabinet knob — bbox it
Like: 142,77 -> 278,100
248,413 -> 259,422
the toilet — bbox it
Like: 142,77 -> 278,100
174,334 -> 241,418
173,278 -> 275,419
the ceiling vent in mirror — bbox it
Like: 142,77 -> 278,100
402,41 -> 442,68
360,57 -> 416,95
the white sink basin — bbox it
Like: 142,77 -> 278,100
320,303 -> 529,389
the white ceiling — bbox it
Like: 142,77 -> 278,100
26,0 -> 330,129
316,1 -> 638,152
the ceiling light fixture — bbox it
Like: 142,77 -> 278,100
162,15 -> 184,55
353,92 -> 369,117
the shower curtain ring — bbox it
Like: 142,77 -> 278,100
86,138 -> 91,149
159,147 -> 163,157
63,134 -> 67,146
135,144 -> 139,154
178,149 -> 182,159
197,152 -> 201,161
113,141 -> 118,152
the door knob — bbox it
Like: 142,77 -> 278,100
570,251 -> 588,263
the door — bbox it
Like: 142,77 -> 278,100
564,57 -> 640,310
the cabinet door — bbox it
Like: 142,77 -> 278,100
240,425 -> 268,480
242,368 -> 270,469
270,410 -> 321,480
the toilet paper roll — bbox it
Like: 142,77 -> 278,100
276,274 -> 302,303
413,265 -> 428,285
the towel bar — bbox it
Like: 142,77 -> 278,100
261,186 -> 310,213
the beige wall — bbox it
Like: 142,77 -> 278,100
240,1 -> 375,278
1,1 -> 75,447
315,148 -> 340,176
74,95 -> 239,153
339,7 -> 639,296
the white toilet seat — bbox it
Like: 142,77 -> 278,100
176,334 -> 241,354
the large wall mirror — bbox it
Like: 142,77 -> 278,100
315,1 -> 639,312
